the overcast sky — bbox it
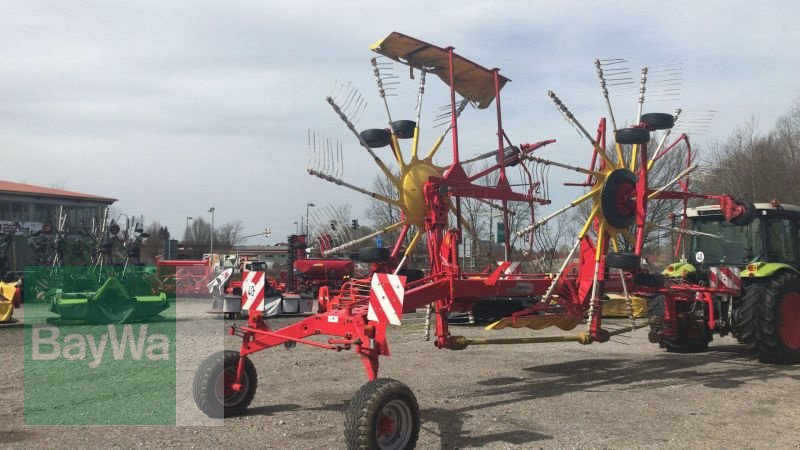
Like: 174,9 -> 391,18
2,1 -> 798,245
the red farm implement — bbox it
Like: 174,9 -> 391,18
192,32 -> 778,449
155,255 -> 212,296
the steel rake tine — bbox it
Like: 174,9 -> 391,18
337,141 -> 344,179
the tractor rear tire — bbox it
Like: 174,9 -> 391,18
738,272 -> 800,364
605,252 -> 640,271
360,129 -> 391,148
640,113 -> 675,130
615,128 -> 650,145
647,295 -> 710,353
358,247 -> 391,263
192,350 -> 257,418
344,378 -> 420,450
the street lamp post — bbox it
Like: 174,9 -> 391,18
185,216 -> 193,239
185,216 -> 193,258
235,227 -> 272,267
305,202 -> 315,235
293,221 -> 299,234
208,207 -> 215,264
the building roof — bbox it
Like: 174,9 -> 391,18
0,180 -> 116,203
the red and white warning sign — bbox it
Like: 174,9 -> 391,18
241,270 -> 266,314
367,273 -> 406,326
708,266 -> 741,291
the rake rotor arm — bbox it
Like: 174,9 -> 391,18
466,139 -> 557,183
307,169 -> 403,209
424,99 -> 469,162
516,185 -> 600,237
326,96 -> 400,185
322,220 -> 408,256
548,90 -> 616,169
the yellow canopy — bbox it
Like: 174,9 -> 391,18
370,32 -> 510,109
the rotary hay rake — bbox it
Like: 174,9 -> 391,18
193,32 -> 755,449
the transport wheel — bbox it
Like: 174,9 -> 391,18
193,350 -> 257,418
615,127 -> 650,145
729,200 -> 756,226
647,295 -> 710,353
739,272 -> 800,364
391,120 -> 416,139
640,112 -> 675,130
344,378 -> 420,450
360,129 -> 391,148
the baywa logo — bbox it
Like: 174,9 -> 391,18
32,324 -> 170,369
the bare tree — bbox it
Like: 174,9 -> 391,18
699,107 -> 800,205
214,220 -> 245,252
140,222 -> 170,263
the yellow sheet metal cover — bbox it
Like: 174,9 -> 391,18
603,294 -> 648,318
486,314 -> 582,331
370,32 -> 510,109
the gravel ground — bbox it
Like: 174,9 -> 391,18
2,299 -> 800,449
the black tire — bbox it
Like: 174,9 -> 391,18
738,272 -> 800,364
344,378 -> 420,450
391,120 -> 416,139
615,128 -> 650,145
640,113 -> 675,130
729,200 -> 756,226
358,247 -> 391,263
647,295 -> 710,353
605,252 -> 640,271
360,129 -> 391,148
192,350 -> 257,418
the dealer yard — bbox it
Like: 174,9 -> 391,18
1,299 -> 799,449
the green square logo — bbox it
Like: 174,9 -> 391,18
23,266 -> 176,425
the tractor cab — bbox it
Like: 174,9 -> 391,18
686,203 -> 800,270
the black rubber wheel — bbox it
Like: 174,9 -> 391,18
358,247 -> 391,263
600,169 -> 637,229
396,268 -> 424,284
640,113 -> 675,130
647,295 -> 710,353
391,120 -> 416,139
344,378 -> 420,450
605,252 -> 640,271
360,129 -> 391,148
192,350 -> 257,418
729,200 -> 757,226
615,128 -> 651,145
738,272 -> 800,364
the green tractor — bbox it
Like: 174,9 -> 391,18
653,201 -> 800,364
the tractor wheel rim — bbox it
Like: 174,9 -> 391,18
779,292 -> 800,350
376,399 -> 412,449
216,367 -> 248,407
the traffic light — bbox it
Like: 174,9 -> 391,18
330,220 -> 337,231
351,219 -> 359,230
